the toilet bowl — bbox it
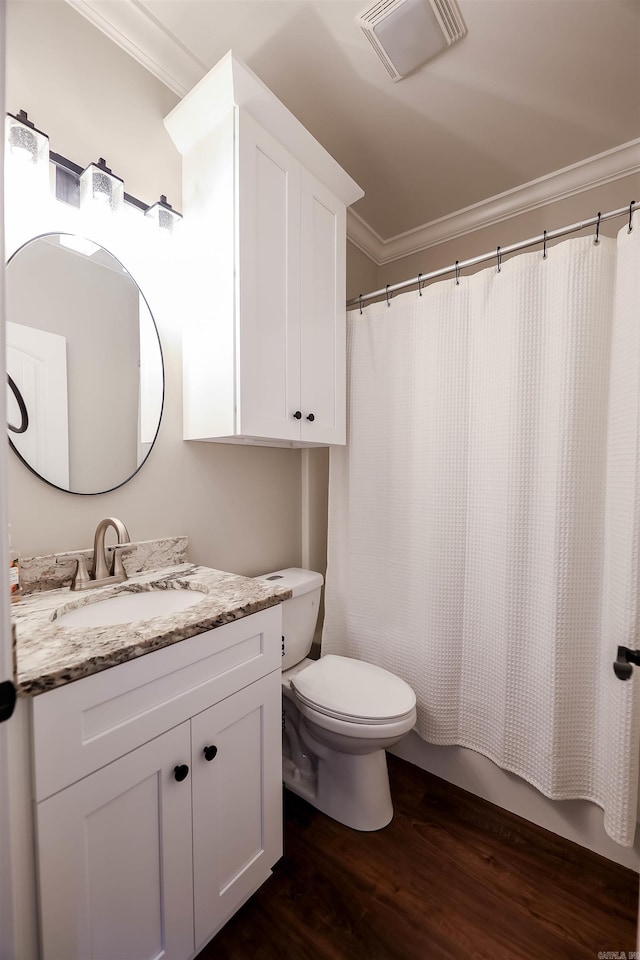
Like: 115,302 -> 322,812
257,568 -> 417,831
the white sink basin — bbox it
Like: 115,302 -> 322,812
54,588 -> 208,628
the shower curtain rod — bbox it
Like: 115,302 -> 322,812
347,201 -> 636,308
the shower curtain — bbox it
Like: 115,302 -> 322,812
322,216 -> 640,846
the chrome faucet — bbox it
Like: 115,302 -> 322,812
61,517 -> 131,591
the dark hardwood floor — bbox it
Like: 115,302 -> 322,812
198,754 -> 638,960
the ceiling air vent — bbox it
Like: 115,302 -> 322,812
357,0 -> 467,81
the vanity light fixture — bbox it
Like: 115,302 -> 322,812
144,194 -> 182,234
5,111 -> 182,233
79,157 -> 124,214
6,110 -> 49,166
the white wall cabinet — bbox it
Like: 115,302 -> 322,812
165,52 -> 363,448
32,607 -> 283,960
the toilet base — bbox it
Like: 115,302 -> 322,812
283,744 -> 394,831
282,756 -> 317,806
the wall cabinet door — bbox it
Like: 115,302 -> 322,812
237,111 -> 302,443
299,170 -> 346,445
191,670 -> 283,951
37,722 -> 194,960
237,113 -> 346,446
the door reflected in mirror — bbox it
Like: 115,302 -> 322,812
6,233 -> 164,495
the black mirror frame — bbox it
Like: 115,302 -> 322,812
6,232 -> 165,496
7,373 -> 29,435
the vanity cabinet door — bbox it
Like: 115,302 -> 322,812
37,722 -> 194,960
191,669 -> 283,951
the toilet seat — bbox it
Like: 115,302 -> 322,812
290,654 -> 416,725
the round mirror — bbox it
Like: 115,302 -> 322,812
6,233 -> 164,495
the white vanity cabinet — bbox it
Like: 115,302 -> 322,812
165,52 -> 363,448
32,606 -> 283,960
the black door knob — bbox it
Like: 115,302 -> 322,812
203,745 -> 218,762
173,764 -> 189,782
306,413 -> 315,422
293,410 -> 302,420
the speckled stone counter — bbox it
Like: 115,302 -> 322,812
13,563 -> 291,697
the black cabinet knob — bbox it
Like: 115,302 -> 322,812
306,413 -> 315,422
293,410 -> 302,420
203,745 -> 218,762
174,764 -> 189,782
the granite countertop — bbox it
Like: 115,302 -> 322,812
13,563 -> 291,697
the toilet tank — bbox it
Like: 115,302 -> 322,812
257,568 -> 324,671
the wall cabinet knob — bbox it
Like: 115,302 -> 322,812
203,745 -> 218,762
306,413 -> 315,422
293,411 -> 302,420
173,764 -> 189,782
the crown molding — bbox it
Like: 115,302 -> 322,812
345,209 -> 387,263
348,139 -> 640,265
64,0 -> 206,97
63,1 -> 639,270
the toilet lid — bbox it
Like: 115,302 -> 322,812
290,655 -> 416,724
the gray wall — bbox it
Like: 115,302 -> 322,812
6,0 -> 302,575
346,240 -> 378,302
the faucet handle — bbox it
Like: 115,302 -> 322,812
57,553 -> 91,591
111,543 -> 131,580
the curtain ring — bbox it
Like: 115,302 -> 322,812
455,261 -> 460,286
594,213 -> 601,245
543,230 -> 548,260
629,200 -> 636,233
386,284 -> 391,307
417,273 -> 423,296
496,246 -> 502,273
358,293 -> 363,315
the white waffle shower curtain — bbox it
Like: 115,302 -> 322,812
322,217 -> 640,846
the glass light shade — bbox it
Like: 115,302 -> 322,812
6,111 -> 49,167
4,112 -> 50,235
144,195 -> 182,234
80,158 -> 124,214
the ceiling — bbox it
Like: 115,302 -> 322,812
70,0 -> 640,249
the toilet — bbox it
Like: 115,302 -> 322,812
257,567 -> 417,831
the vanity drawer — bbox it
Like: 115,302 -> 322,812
32,605 -> 282,801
